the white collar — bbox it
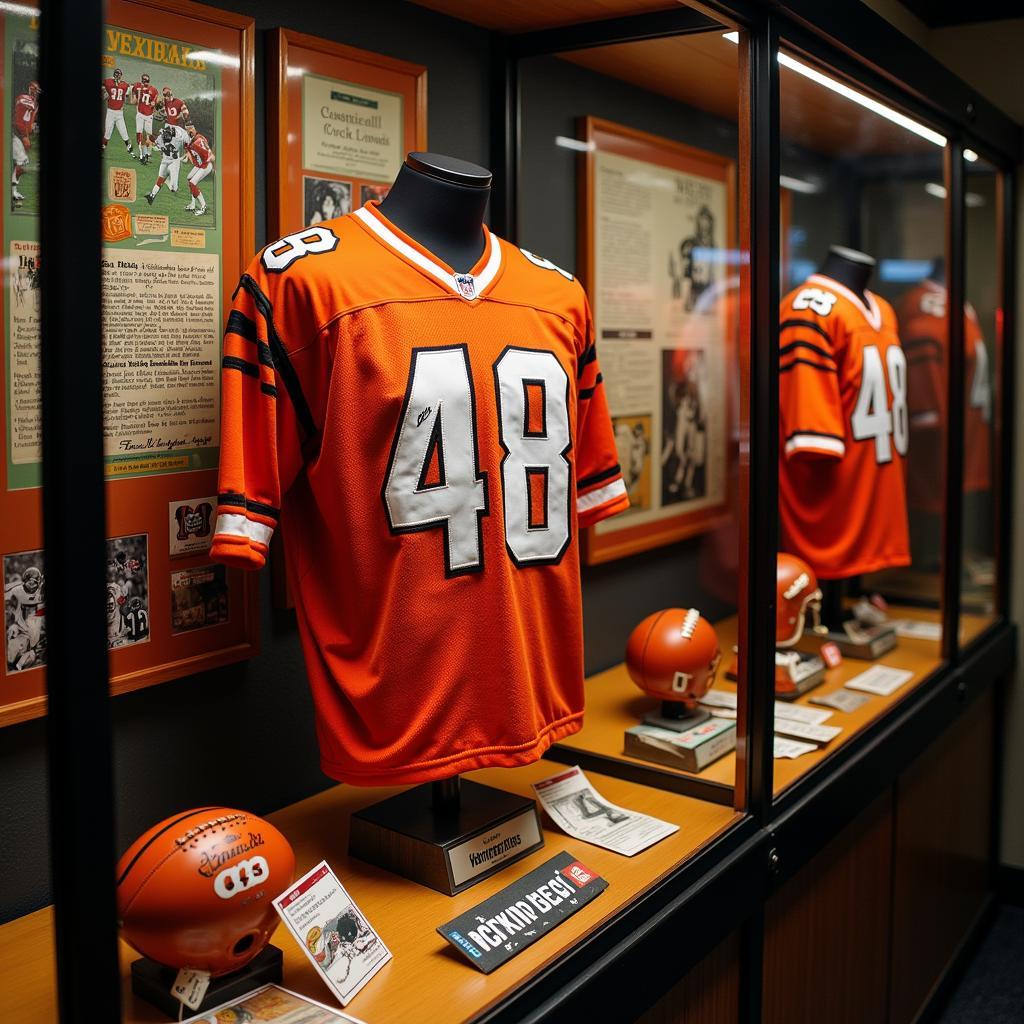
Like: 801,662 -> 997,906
809,272 -> 882,331
353,205 -> 501,302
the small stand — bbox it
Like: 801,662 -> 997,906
816,579 -> 897,660
642,699 -> 710,731
775,649 -> 827,699
349,776 -> 544,896
130,945 -> 283,1019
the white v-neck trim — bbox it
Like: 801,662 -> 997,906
353,206 -> 501,301
809,273 -> 882,331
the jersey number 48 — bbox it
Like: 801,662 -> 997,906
383,345 -> 571,576
851,344 -> 908,464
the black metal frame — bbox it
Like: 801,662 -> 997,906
38,1 -> 1018,1022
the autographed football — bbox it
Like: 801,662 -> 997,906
116,807 -> 295,976
626,607 -> 721,712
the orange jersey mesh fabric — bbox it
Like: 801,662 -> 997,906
211,203 -> 628,785
897,280 -> 992,514
778,274 -> 910,579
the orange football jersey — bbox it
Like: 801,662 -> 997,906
897,279 -> 992,514
211,202 -> 628,785
778,274 -> 910,579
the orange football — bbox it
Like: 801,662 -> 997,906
116,807 -> 295,976
626,607 -> 721,711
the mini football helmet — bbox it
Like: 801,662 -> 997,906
776,553 -> 823,648
626,608 -> 721,712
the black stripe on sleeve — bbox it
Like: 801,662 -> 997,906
260,382 -> 278,398
784,429 -> 844,444
226,309 -> 276,369
780,339 -> 836,364
218,492 -> 280,521
779,357 -> 838,375
780,318 -> 834,344
577,342 -> 598,379
223,354 -> 260,378
578,463 -> 622,490
236,274 -> 318,438
579,373 -> 604,400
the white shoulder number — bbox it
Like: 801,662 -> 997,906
261,226 -> 338,272
792,288 -> 838,317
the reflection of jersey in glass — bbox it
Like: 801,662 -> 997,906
778,274 -> 910,579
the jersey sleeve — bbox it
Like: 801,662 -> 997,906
575,294 -> 629,529
210,256 -> 326,569
779,309 -> 846,460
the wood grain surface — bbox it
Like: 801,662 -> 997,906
558,605 -> 990,798
0,761 -> 739,1023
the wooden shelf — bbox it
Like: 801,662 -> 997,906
0,761 -> 740,1024
558,605 -> 993,798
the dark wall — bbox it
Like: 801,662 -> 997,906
1,9 -> 752,922
0,0 -> 492,926
519,54 -> 742,673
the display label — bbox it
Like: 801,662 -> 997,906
809,688 -> 872,713
171,968 -> 210,1011
437,851 -> 607,974
532,765 -> 678,856
273,861 -> 391,1006
773,737 -> 817,759
844,665 -> 915,697
891,618 -> 943,641
820,641 -> 843,668
447,808 -> 543,888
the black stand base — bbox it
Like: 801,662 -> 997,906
130,945 -> 283,1019
349,779 -> 544,896
823,623 -> 898,660
641,707 -> 711,731
775,650 -> 827,699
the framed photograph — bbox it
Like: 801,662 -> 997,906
0,0 -> 257,726
578,117 -> 737,564
267,29 -> 425,608
268,28 -> 426,240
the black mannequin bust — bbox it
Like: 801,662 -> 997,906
819,244 -> 875,305
378,152 -> 492,273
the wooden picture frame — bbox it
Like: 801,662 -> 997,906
0,0 -> 257,726
266,29 -> 426,608
578,116 -> 737,565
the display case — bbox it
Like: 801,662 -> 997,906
1,2 -> 1016,1023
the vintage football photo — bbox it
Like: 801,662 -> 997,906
170,564 -> 228,635
106,533 -> 150,649
3,549 -> 46,674
304,175 -> 352,226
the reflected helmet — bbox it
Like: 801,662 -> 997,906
776,553 -> 822,647
117,807 -> 295,977
625,608 -> 721,711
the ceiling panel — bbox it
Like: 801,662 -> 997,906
411,0 -> 680,33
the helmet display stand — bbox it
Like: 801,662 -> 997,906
349,775 -> 545,897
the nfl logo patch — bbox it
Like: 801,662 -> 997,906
454,273 -> 477,300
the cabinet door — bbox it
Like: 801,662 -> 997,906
762,792 -> 893,1024
889,689 -> 995,1024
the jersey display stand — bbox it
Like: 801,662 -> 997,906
349,777 -> 545,896
129,945 -> 283,1018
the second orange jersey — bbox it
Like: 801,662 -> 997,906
779,274 -> 910,579
897,279 -> 992,514
211,203 -> 628,785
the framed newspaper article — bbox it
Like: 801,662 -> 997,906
578,117 -> 737,565
267,29 -> 426,608
0,0 -> 257,726
268,29 -> 427,239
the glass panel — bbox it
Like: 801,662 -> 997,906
776,45 -> 947,796
518,15 -> 749,814
961,156 -> 1000,637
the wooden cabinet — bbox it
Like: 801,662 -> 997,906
634,932 -> 740,1024
889,689 -> 995,1024
762,792 -> 894,1024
